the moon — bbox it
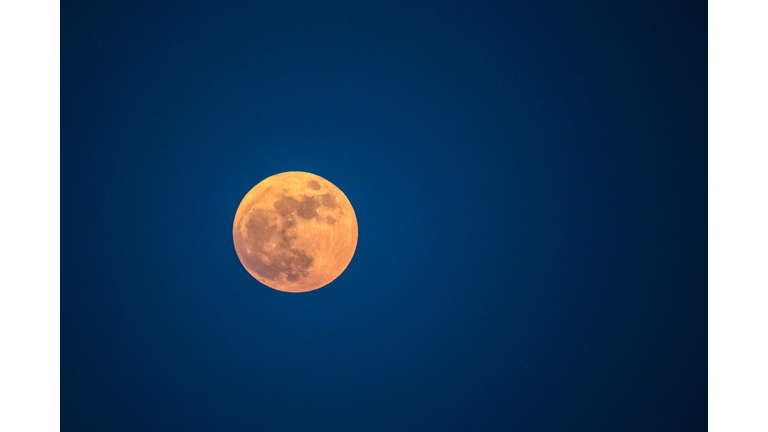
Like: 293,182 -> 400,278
233,172 -> 358,293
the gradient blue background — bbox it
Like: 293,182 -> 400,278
62,0 -> 707,430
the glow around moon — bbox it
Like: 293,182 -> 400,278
233,172 -> 358,293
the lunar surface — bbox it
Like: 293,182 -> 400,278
233,172 -> 358,292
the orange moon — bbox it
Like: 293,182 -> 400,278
233,172 -> 358,293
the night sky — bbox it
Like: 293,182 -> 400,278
61,0 -> 707,430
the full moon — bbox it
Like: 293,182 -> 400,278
233,172 -> 358,293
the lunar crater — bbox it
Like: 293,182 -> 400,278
235,212 -> 313,282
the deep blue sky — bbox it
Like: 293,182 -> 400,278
62,0 -> 707,430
